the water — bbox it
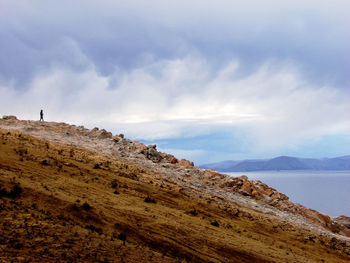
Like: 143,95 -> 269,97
227,170 -> 350,217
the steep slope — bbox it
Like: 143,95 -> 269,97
1,116 -> 350,262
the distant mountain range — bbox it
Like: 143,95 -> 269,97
200,155 -> 350,172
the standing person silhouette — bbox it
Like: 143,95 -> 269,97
40,110 -> 44,121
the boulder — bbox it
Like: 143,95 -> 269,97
135,143 -> 147,154
164,154 -> 178,164
178,159 -> 194,168
146,145 -> 162,163
98,129 -> 113,139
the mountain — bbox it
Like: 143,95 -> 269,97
202,155 -> 350,172
1,115 -> 350,262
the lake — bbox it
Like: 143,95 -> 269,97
227,170 -> 350,217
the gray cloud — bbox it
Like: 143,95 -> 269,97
1,0 -> 349,87
1,57 -> 349,139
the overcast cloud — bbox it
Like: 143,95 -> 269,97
1,0 -> 349,164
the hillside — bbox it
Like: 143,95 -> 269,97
201,156 -> 350,172
0,116 -> 350,262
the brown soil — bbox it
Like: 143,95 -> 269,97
0,121 -> 350,262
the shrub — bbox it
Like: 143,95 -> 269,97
111,179 -> 118,188
85,225 -> 102,234
210,220 -> 219,227
118,233 -> 126,242
71,204 -> 79,211
0,185 -> 22,199
144,196 -> 156,203
93,163 -> 101,169
82,202 -> 92,211
188,209 -> 198,216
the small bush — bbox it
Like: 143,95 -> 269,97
93,163 -> 101,169
71,204 -> 79,211
82,202 -> 92,211
41,159 -> 49,166
111,179 -> 118,188
210,220 -> 219,227
118,233 -> 126,242
85,225 -> 102,234
0,185 -> 22,199
113,190 -> 119,195
144,196 -> 156,204
188,209 -> 198,216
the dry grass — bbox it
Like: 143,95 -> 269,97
0,129 -> 349,262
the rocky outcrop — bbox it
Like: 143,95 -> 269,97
2,115 -> 18,120
220,175 -> 350,237
222,176 -> 289,202
145,144 -> 162,163
164,154 -> 179,164
335,216 -> 350,228
334,216 -> 350,236
97,129 -> 113,139
178,159 -> 194,168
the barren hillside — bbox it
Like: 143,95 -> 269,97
0,116 -> 349,262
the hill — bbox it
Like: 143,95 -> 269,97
201,156 -> 350,172
0,116 -> 350,262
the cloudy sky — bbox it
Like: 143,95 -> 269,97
1,0 -> 350,164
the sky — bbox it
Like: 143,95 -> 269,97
1,0 -> 350,165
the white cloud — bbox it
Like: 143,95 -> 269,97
1,56 -> 349,155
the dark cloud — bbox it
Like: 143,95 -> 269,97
1,1 -> 349,89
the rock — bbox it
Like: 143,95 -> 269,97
223,176 -> 248,188
241,181 -> 253,195
112,134 -> 125,143
334,216 -> 350,229
91,127 -> 99,132
178,159 -> 194,169
238,189 -> 251,196
2,115 -> 18,120
146,145 -> 162,163
204,170 -> 225,180
135,143 -> 147,154
98,129 -> 113,139
164,154 -> 178,164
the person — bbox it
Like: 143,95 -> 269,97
40,110 -> 44,121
